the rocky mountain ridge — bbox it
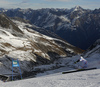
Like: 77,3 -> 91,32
1,6 -> 100,49
0,14 -> 83,75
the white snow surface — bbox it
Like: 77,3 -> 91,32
0,51 -> 100,87
0,67 -> 100,87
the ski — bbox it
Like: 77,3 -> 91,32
62,67 -> 97,74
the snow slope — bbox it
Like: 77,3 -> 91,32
0,66 -> 100,87
0,39 -> 100,87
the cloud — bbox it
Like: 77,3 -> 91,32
21,0 -> 30,4
0,0 -> 99,9
0,0 -> 11,5
45,0 -> 76,2
0,0 -> 15,8
80,1 -> 100,9
14,0 -> 31,8
0,0 -> 31,8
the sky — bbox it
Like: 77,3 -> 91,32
0,0 -> 100,10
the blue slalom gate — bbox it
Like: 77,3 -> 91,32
12,59 -> 22,81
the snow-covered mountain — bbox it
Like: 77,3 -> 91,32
0,13 -> 83,76
83,39 -> 100,58
0,39 -> 100,87
79,39 -> 100,69
1,6 -> 100,49
0,6 -> 100,81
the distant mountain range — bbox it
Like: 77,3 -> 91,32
0,6 -> 100,50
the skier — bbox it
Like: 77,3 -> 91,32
78,56 -> 88,69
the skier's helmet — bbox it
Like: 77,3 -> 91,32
80,56 -> 84,61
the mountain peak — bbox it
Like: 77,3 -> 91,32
71,6 -> 83,12
75,6 -> 81,8
0,13 -> 23,36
